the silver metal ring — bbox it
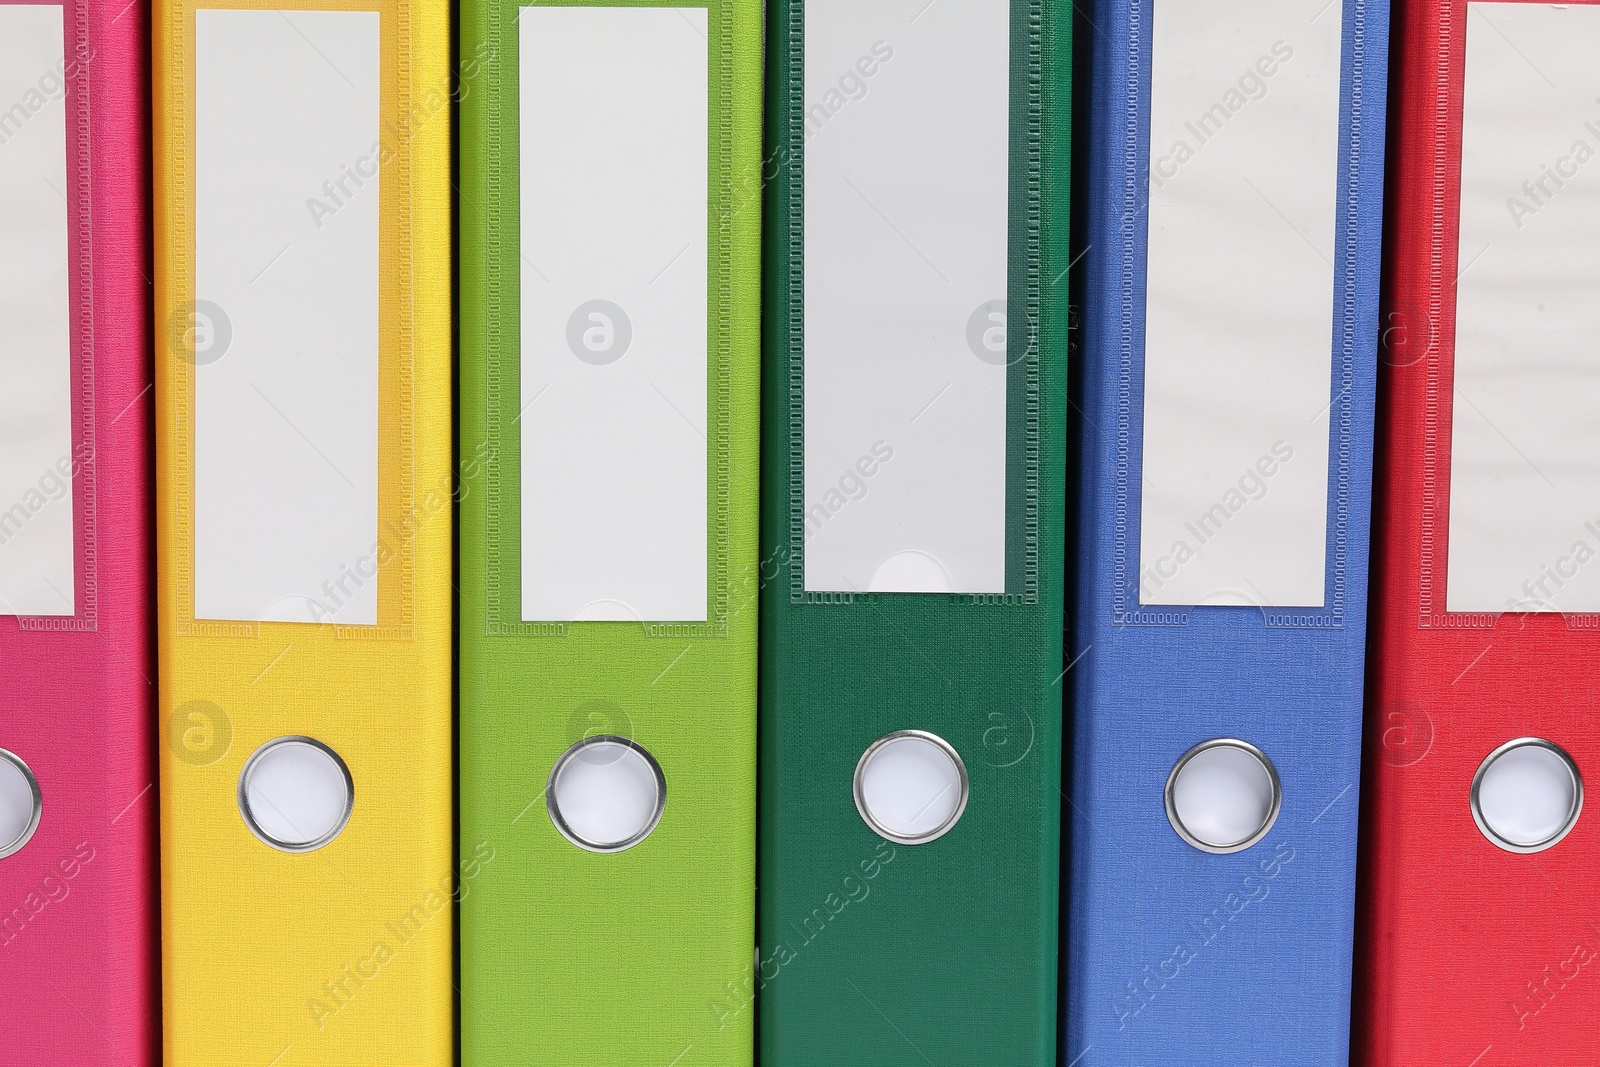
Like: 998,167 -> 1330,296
547,735 -> 667,854
0,748 -> 42,860
237,736 -> 355,854
1470,737 -> 1583,854
853,729 -> 970,846
1165,738 -> 1282,855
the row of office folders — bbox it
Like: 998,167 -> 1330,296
2,0 -> 1596,1063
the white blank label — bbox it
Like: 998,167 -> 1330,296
520,6 -> 708,623
1448,4 -> 1600,614
194,11 -> 381,626
0,8 -> 75,618
802,0 -> 1009,595
1138,0 -> 1343,608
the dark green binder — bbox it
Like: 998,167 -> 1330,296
758,0 -> 1071,1061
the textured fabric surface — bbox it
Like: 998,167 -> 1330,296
153,2 -> 455,1063
756,1 -> 1070,1063
0,2 -> 157,1063
1355,1 -> 1600,1062
456,2 -> 761,1065
1066,1 -> 1388,1064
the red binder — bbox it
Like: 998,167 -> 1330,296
1359,1 -> 1600,1063
0,2 -> 155,1063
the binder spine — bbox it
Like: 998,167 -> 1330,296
1068,0 -> 1388,1062
1357,2 -> 1600,1061
154,1 -> 453,1062
757,0 -> 1070,1060
458,0 -> 761,1062
0,2 -> 156,1062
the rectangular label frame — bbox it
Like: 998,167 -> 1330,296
165,0 -> 420,642
1443,1 -> 1600,618
0,0 -> 99,633
780,0 -> 1045,607
1413,0 -> 1600,631
480,0 -> 736,640
1110,0 -> 1372,630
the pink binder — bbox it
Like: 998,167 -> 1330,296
0,1 -> 156,1063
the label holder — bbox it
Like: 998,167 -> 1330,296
1,4 -> 101,634
164,1 -> 419,643
780,0 -> 1046,608
1108,0 -> 1371,631
1412,0 -> 1600,634
479,0 -> 737,640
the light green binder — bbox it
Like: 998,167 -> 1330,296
458,0 -> 761,1062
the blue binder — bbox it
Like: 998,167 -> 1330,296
1067,0 -> 1388,1063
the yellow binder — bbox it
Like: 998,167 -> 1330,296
153,1 -> 452,1063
